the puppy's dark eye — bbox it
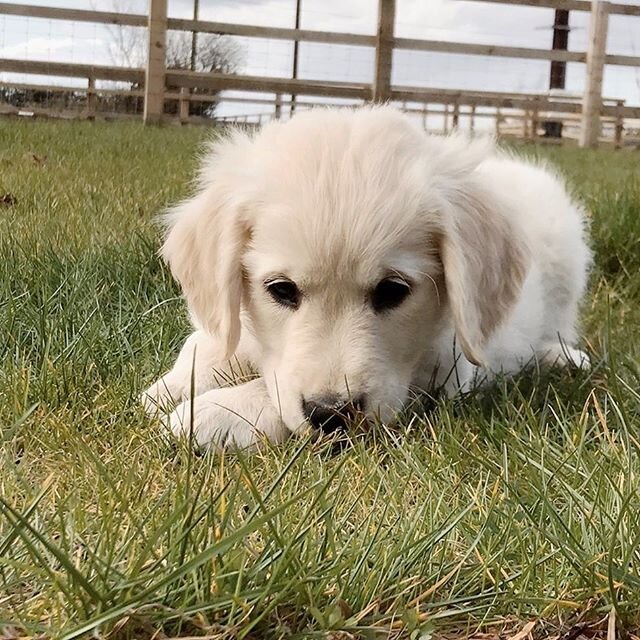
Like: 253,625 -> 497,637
265,278 -> 300,309
372,277 -> 411,312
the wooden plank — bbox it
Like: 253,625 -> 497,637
607,2 -> 640,15
167,17 -> 375,47
373,0 -> 396,102
605,53 -> 640,67
457,0 -> 591,11
0,2 -> 146,26
392,84 -> 575,103
0,61 -> 368,100
0,58 -> 143,83
172,21 -> 639,68
144,0 -> 167,124
458,0 -> 640,15
394,37 -> 586,62
0,2 -> 373,45
165,69 -> 370,99
580,1 -> 609,148
391,85 -> 583,112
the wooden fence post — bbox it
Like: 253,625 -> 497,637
422,103 -> 427,130
179,87 -> 189,124
531,107 -> 539,140
614,99 -> 624,149
452,102 -> 459,129
372,0 -> 395,102
495,108 -> 501,136
469,104 -> 476,133
274,93 -> 282,120
144,0 -> 167,125
86,76 -> 96,120
579,0 -> 609,148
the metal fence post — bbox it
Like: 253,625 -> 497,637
579,0 -> 609,148
144,0 -> 167,125
372,0 -> 395,102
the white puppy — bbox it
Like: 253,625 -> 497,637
142,106 -> 590,450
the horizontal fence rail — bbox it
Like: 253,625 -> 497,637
0,3 -> 148,26
464,0 -> 640,15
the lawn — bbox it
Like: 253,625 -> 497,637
0,119 -> 639,640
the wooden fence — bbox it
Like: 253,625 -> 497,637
0,0 -> 639,147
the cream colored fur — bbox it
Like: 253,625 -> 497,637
142,106 -> 591,450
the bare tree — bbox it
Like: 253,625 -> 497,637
100,0 -> 243,118
166,31 -> 241,75
101,0 -> 146,67
164,32 -> 243,117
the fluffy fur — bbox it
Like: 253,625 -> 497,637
142,106 -> 591,450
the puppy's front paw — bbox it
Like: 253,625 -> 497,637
141,376 -> 185,415
542,345 -> 591,370
163,381 -> 290,452
563,347 -> 591,369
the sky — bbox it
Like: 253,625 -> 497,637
0,0 -> 639,124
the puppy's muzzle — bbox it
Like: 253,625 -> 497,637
302,394 -> 365,434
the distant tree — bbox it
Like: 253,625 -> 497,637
166,31 -> 241,76
102,1 -> 243,118
164,32 -> 243,118
102,0 -> 146,68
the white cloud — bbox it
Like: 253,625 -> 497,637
0,35 -> 73,58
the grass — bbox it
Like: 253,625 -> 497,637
0,119 -> 639,640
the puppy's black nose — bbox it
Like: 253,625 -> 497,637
302,395 -> 365,434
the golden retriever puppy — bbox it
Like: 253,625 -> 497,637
142,106 -> 590,450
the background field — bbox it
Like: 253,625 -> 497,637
0,120 -> 639,640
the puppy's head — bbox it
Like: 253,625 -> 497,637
162,107 -> 529,433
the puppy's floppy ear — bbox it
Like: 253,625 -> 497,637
433,137 -> 530,366
161,133 -> 253,360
